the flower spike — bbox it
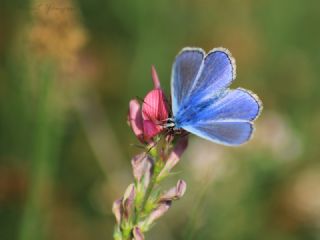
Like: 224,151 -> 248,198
115,64 -> 188,239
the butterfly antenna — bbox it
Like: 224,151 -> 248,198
166,95 -> 173,116
135,96 -> 155,119
180,131 -> 190,138
132,96 -> 153,127
145,141 -> 157,154
136,96 -> 157,110
134,95 -> 170,127
130,143 -> 146,150
135,96 -> 145,103
145,132 -> 167,153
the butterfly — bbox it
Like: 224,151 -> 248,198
168,47 -> 262,146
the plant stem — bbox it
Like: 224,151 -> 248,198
135,150 -> 161,224
115,141 -> 171,239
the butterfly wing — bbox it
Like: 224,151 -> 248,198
184,122 -> 254,146
171,48 -> 205,115
187,48 -> 236,100
193,88 -> 261,123
181,88 -> 262,145
172,48 -> 236,115
172,47 -> 261,146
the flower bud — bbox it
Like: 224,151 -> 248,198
112,198 -> 123,225
144,201 -> 171,227
133,226 -> 145,240
160,180 -> 187,201
131,153 -> 153,183
122,184 -> 136,220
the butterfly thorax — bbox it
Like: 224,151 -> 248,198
164,118 -> 175,128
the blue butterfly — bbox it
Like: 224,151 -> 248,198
169,47 -> 262,146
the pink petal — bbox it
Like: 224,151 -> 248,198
160,180 -> 187,201
158,136 -> 189,180
112,198 -> 123,225
172,135 -> 189,158
145,202 -> 171,226
122,184 -> 136,220
142,89 -> 169,123
133,227 -> 145,240
143,120 -> 162,140
151,65 -> 161,89
165,136 -> 188,169
131,153 -> 153,183
128,99 -> 144,142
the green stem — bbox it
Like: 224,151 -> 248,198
115,142 -> 168,239
135,151 -> 161,223
140,167 -> 157,214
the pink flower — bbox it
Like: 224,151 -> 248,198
128,66 -> 169,142
158,136 -> 188,180
159,179 -> 187,201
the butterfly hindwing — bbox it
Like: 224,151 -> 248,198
183,121 -> 253,146
193,88 -> 262,123
176,88 -> 261,145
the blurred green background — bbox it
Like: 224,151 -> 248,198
1,0 -> 320,239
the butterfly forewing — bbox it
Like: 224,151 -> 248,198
171,48 -> 204,115
188,49 -> 236,100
